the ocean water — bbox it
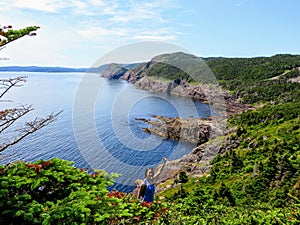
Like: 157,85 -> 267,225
0,72 -> 212,192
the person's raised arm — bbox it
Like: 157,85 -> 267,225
153,157 -> 167,180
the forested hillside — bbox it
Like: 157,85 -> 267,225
155,54 -> 300,223
158,102 -> 300,224
119,53 -> 300,104
206,54 -> 300,104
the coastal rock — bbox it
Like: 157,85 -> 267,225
136,115 -> 222,145
149,138 -> 224,194
132,76 -> 251,115
101,63 -> 128,79
120,62 -> 153,83
134,77 -> 208,102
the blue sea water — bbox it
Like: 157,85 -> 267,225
0,72 -> 212,192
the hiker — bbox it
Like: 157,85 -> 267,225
138,157 -> 167,203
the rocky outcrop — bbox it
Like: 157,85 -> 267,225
101,63 -> 128,79
134,77 -> 250,115
120,62 -> 152,83
136,115 -> 226,145
134,77 -> 208,102
132,137 -> 225,195
289,76 -> 300,83
223,92 -> 252,115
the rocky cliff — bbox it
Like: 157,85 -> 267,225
101,63 -> 128,79
134,77 -> 208,102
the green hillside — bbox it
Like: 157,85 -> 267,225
159,102 -> 300,224
124,53 -> 300,104
206,54 -> 300,104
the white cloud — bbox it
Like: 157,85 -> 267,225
0,0 -> 183,66
1,0 -> 176,25
89,0 -> 106,7
3,0 -> 173,23
74,21 -> 176,43
129,28 -> 177,41
76,26 -> 127,39
131,35 -> 176,41
108,1 -> 169,24
12,0 -> 69,13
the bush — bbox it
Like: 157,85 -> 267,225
0,158 -> 168,224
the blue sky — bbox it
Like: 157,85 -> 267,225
0,0 -> 299,67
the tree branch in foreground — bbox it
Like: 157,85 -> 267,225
0,111 -> 62,152
0,105 -> 33,134
0,76 -> 26,99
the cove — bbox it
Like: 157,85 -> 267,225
0,72 -> 212,192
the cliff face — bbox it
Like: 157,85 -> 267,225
120,61 -> 153,83
101,63 -> 128,79
101,58 -> 250,115
101,54 -> 208,102
134,77 -> 207,102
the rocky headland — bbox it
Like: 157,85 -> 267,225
100,63 -> 128,79
132,77 -> 250,115
134,77 -> 208,102
136,115 -> 226,145
100,59 -> 250,115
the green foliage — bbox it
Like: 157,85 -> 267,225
147,62 -> 196,83
207,54 -> 300,81
229,102 -> 300,128
0,26 -> 39,46
206,54 -> 300,104
159,100 -> 300,224
0,158 -> 168,224
175,170 -> 188,184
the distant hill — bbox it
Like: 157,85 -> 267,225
0,66 -> 87,73
0,63 -> 141,73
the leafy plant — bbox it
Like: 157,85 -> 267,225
0,158 -> 169,224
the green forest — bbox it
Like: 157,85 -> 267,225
206,54 -> 300,104
145,53 -> 300,104
1,50 -> 300,224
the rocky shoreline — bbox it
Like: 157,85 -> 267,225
134,77 -> 208,102
136,115 -> 226,145
124,76 -> 251,115
132,114 -> 229,194
99,60 -> 251,194
126,78 -> 250,194
137,116 -> 210,145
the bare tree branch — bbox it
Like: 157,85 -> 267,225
0,105 -> 33,134
0,76 -> 62,153
0,46 -> 6,51
0,111 -> 62,152
0,25 -> 60,155
0,76 -> 27,99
